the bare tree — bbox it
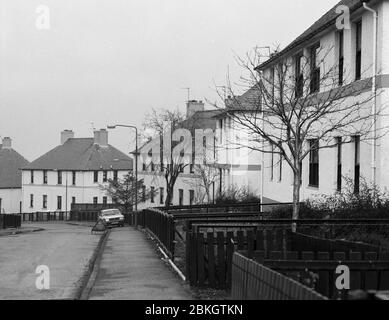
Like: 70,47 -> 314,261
214,46 -> 387,223
100,173 -> 152,214
142,108 -> 189,207
185,161 -> 219,204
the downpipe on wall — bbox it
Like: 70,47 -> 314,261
363,2 -> 378,186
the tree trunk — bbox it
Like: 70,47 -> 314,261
292,169 -> 301,233
165,183 -> 174,208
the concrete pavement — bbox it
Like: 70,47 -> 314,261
88,227 -> 194,300
0,223 -> 102,300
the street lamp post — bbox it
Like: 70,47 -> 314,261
107,124 -> 139,220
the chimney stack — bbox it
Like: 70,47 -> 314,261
186,100 -> 205,119
61,130 -> 74,144
94,129 -> 108,147
2,137 -> 12,149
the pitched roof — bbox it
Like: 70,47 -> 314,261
0,145 -> 30,189
23,138 -> 133,171
226,86 -> 261,110
257,0 -> 372,70
180,109 -> 224,130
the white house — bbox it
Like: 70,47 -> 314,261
229,0 -> 389,203
0,137 -> 29,213
137,100 -> 223,209
21,129 -> 133,213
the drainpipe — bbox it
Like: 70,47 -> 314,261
363,2 -> 378,185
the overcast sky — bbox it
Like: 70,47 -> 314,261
0,0 -> 340,161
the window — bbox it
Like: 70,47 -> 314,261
338,30 -> 344,85
43,170 -> 48,184
57,196 -> 62,210
189,190 -> 195,206
94,171 -> 99,183
150,187 -> 155,203
57,171 -> 62,185
310,44 -> 320,93
190,164 -> 195,174
270,67 -> 275,103
30,194 -> 34,208
354,136 -> 361,194
93,197 -> 98,204
103,197 -> 107,205
103,171 -> 108,183
72,171 -> 76,185
72,197 -> 76,204
151,162 -> 155,172
355,21 -> 362,81
279,154 -> 283,182
142,163 -> 147,171
30,170 -> 34,184
219,119 -> 223,142
0,198 -> 2,213
160,187 -> 164,205
270,144 -> 275,181
179,164 -> 184,173
336,137 -> 342,192
43,195 -> 47,209
309,139 -> 319,187
179,189 -> 184,206
142,185 -> 146,202
295,53 -> 304,98
113,170 -> 118,181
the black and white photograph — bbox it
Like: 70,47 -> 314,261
1,0 -> 389,307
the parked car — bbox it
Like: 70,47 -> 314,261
98,209 -> 124,227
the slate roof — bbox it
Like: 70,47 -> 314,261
180,109 -> 224,130
0,145 -> 30,189
23,138 -> 133,171
257,0 -> 373,70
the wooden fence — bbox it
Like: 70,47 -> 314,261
23,212 -> 68,222
22,211 -> 133,224
158,202 -> 295,214
260,250 -> 389,299
231,252 -> 327,300
185,225 -> 386,290
137,209 -> 175,259
0,214 -> 21,229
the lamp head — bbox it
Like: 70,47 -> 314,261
107,125 -> 116,129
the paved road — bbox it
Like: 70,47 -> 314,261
88,227 -> 194,300
0,223 -> 101,300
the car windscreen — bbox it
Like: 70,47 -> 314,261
101,210 -> 120,216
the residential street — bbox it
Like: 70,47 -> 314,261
0,223 -> 101,300
88,227 -> 194,300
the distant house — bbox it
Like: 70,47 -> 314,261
21,129 -> 133,213
138,100 -> 224,208
0,137 -> 29,213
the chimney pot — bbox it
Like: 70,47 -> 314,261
2,137 -> 12,149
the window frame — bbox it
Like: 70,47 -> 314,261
43,170 -> 48,185
355,20 -> 362,81
295,52 -> 304,98
338,30 -> 344,86
57,196 -> 62,210
43,195 -> 48,209
308,139 -> 320,188
310,43 -> 321,93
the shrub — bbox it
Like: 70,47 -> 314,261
215,185 -> 261,205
